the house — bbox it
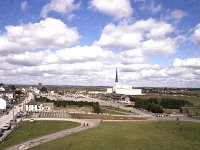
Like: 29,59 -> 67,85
26,100 -> 39,112
0,98 -> 7,110
26,100 -> 54,112
0,91 -> 15,100
0,87 -> 5,91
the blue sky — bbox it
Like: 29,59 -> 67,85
0,0 -> 200,87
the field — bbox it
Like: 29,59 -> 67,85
101,106 -> 134,115
30,121 -> 200,150
0,120 -> 80,149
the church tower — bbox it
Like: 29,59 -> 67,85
115,68 -> 118,83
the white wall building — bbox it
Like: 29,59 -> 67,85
0,98 -> 7,110
107,68 -> 143,96
26,100 -> 39,112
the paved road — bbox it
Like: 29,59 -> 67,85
0,92 -> 34,129
5,118 -> 101,150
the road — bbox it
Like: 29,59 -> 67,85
0,92 -> 33,128
6,118 -> 101,150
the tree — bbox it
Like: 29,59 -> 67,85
40,87 -> 48,93
10,85 -> 16,91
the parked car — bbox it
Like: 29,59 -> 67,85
0,128 -> 3,136
2,123 -> 11,130
30,118 -> 34,123
0,130 -> 3,137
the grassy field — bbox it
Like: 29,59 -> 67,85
101,106 -> 134,115
137,95 -> 200,105
30,121 -> 200,150
0,120 -> 80,149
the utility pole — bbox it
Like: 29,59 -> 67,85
13,109 -> 14,119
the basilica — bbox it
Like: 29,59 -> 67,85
107,68 -> 143,95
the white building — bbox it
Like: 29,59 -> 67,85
0,98 -> 7,110
107,68 -> 143,96
26,100 -> 54,112
26,100 -> 39,112
0,87 -> 5,91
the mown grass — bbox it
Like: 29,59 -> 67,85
0,120 -> 80,149
30,121 -> 200,150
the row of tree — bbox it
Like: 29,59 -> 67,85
131,97 -> 192,113
35,96 -> 102,114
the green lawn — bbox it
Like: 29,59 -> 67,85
101,106 -> 134,115
0,120 -> 80,149
30,121 -> 200,150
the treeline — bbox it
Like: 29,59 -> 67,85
131,97 -> 192,113
35,96 -> 102,114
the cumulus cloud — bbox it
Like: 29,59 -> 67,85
119,48 -> 145,64
96,18 -> 176,55
142,38 -> 177,55
90,0 -> 133,20
2,45 -> 114,84
173,58 -> 200,69
41,0 -> 80,18
192,23 -> 200,45
21,1 -> 28,11
0,18 -> 80,55
56,45 -> 113,63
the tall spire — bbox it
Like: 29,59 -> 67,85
115,67 -> 118,83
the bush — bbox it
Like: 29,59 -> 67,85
133,97 -> 192,113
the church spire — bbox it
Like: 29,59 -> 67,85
115,67 -> 118,83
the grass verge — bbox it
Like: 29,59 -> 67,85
0,120 -> 80,149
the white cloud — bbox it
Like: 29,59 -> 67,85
169,9 -> 187,20
142,38 -> 177,55
90,0 -> 133,20
139,0 -> 162,14
96,18 -> 176,55
119,48 -> 145,64
56,45 -> 113,63
0,18 -> 80,55
173,58 -> 200,69
41,0 -> 80,18
0,44 -> 115,85
21,1 -> 28,11
192,23 -> 200,45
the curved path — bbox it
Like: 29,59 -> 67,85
5,118 -> 101,150
5,116 -> 200,150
